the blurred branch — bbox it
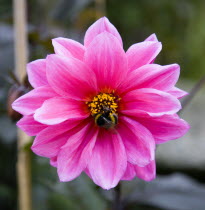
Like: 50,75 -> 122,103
180,74 -> 205,112
13,0 -> 32,210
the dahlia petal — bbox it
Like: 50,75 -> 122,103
134,160 -> 156,181
52,39 -> 72,58
46,54 -> 97,100
84,17 -> 122,47
84,32 -> 127,90
119,64 -> 180,94
34,97 -> 89,125
121,163 -> 136,181
145,33 -> 158,42
168,87 -> 188,99
87,130 -> 127,189
126,41 -> 162,72
50,156 -> 57,167
31,120 -> 81,158
136,113 -> 190,144
27,59 -> 48,88
122,88 -> 181,116
12,85 -> 58,115
17,115 -> 47,136
52,38 -> 85,60
118,116 -> 155,166
57,123 -> 98,182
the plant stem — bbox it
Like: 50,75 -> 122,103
113,183 -> 123,210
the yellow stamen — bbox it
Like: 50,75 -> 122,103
86,92 -> 120,116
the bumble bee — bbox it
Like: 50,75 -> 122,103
94,106 -> 118,129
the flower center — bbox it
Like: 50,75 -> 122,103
86,92 -> 120,129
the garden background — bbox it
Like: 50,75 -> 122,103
1,0 -> 205,209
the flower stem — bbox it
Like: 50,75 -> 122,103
113,183 -> 123,210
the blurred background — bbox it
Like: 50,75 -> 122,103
1,0 -> 205,209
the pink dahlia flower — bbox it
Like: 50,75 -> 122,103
12,17 -> 189,189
